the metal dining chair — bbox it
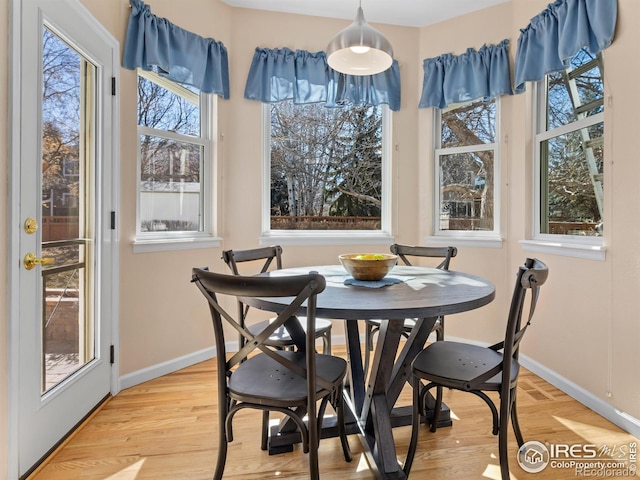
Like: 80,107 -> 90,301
363,244 -> 457,378
403,258 -> 549,480
222,246 -> 333,354
222,246 -> 334,451
191,268 -> 351,480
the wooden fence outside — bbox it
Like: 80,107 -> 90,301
42,216 -> 79,242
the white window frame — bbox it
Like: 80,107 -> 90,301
132,69 -> 220,253
520,77 -> 606,261
428,98 -> 502,248
260,103 -> 394,247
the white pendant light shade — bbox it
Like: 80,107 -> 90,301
326,5 -> 394,76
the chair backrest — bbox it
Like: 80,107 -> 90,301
503,257 -> 549,362
390,244 -> 457,270
191,268 -> 326,391
469,258 -> 548,393
221,246 -> 283,275
221,246 -> 285,345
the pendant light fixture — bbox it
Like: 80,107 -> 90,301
326,0 -> 394,76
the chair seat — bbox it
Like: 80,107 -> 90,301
247,317 -> 332,347
229,350 -> 347,405
411,341 -> 520,391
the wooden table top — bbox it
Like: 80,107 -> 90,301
243,265 -> 496,321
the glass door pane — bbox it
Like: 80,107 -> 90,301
41,27 -> 96,393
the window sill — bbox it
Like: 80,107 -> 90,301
425,234 -> 503,249
519,239 -> 606,261
260,231 -> 395,247
132,236 -> 222,253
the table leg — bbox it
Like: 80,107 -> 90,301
386,317 -> 436,406
268,317 -> 451,467
360,319 -> 406,479
284,315 -> 306,351
344,320 -> 365,416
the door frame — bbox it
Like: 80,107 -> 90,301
7,0 -> 120,477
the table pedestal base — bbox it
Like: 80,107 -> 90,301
266,403 -> 452,456
268,317 -> 452,480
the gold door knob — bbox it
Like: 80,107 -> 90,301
24,252 -> 55,270
24,218 -> 38,234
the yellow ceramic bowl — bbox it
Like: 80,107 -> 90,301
338,253 -> 398,281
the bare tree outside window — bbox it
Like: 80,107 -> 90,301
42,29 -> 81,225
270,101 -> 383,231
436,98 -> 498,233
538,49 -> 604,237
136,71 -> 209,234
40,26 -> 98,390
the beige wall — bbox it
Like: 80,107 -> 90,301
114,0 -> 235,375
511,0 -> 640,422
112,1 -> 423,374
419,0 -> 640,423
2,0 -> 639,475
606,0 -> 640,421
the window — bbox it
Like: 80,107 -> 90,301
534,49 -> 604,242
434,98 -> 500,240
135,69 -> 216,249
263,101 -> 392,244
62,158 -> 79,178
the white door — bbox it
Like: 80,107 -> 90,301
12,0 -> 119,476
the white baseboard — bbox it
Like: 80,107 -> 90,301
519,354 -> 640,440
118,346 -> 216,390
117,333 -> 640,440
117,334 -> 354,391
444,334 -> 640,440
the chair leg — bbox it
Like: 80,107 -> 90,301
213,434 -> 228,480
498,421 -> 511,480
498,391 -> 512,480
316,397 -> 330,450
261,410 -> 269,451
363,322 -> 376,379
435,316 -> 445,342
510,389 -> 525,447
214,403 -> 229,480
323,330 -> 332,355
336,386 -> 353,462
403,373 -> 421,476
431,385 -> 444,432
308,403 -> 320,480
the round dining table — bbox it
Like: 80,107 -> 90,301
242,264 -> 496,480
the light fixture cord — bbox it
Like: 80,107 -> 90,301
358,0 -> 364,46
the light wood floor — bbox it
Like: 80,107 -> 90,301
30,346 -> 638,480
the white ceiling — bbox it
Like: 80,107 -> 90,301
220,0 -> 511,28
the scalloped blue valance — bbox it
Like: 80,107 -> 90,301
244,47 -> 401,111
418,39 -> 513,109
514,0 -> 617,93
123,0 -> 230,98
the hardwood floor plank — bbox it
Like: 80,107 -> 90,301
29,346 -> 638,479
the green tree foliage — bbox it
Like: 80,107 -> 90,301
326,106 -> 382,217
270,101 -> 382,219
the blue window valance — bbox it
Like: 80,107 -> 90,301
514,0 -> 617,93
418,39 -> 513,109
123,0 -> 230,98
243,47 -> 401,111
